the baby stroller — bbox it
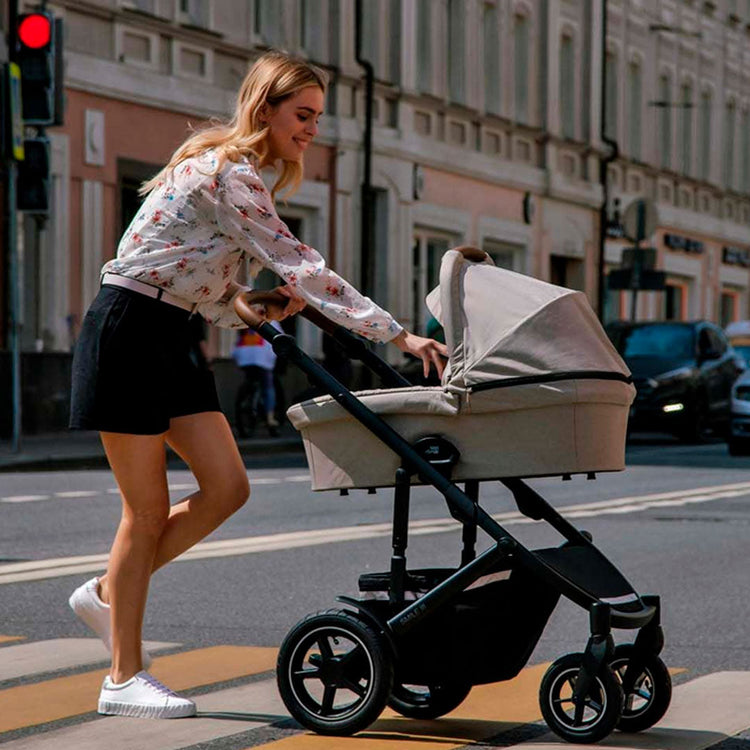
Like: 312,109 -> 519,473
235,247 -> 671,744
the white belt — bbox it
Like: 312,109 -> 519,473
101,273 -> 196,313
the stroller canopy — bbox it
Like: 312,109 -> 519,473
425,249 -> 630,390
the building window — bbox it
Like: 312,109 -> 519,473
482,239 -> 522,272
664,281 -> 687,321
412,231 -> 452,334
560,34 -> 575,139
179,0 -> 211,28
447,0 -> 465,104
680,83 -> 693,175
628,60 -> 642,161
416,0 -> 432,93
658,74 -> 672,170
483,3 -> 500,115
720,289 -> 739,327
514,13 -> 529,125
121,0 -> 156,13
724,100 -> 736,188
604,51 -> 617,142
361,0 -> 380,75
255,0 -> 282,46
699,89 -> 712,181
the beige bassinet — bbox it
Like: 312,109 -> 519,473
287,250 -> 635,491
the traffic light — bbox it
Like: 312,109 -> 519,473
15,12 -> 64,126
17,137 -> 51,213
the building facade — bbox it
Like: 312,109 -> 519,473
3,0 -> 750,431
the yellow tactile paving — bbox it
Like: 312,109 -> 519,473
0,635 -> 24,644
250,662 -> 550,750
0,644 -> 277,734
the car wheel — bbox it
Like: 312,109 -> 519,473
728,437 -> 750,456
678,397 -> 710,444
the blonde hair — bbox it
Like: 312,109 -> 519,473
140,50 -> 328,200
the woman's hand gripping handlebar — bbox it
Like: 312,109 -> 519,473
234,286 -> 306,329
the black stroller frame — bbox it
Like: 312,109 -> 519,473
239,300 -> 671,745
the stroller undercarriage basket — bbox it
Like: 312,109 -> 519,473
358,565 -> 560,686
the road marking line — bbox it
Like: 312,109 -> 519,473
0,676 -> 285,750
0,638 -> 177,681
0,495 -> 50,503
3,481 -> 750,585
54,491 -> 99,498
0,644 -> 277,734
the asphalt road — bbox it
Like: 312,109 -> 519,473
2,435 -> 750,749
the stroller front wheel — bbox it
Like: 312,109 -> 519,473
388,679 -> 472,719
540,653 -> 624,744
276,609 -> 393,736
609,644 -> 672,733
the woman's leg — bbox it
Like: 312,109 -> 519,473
99,412 -> 249,603
99,431 -> 171,684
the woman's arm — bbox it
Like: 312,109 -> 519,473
213,165 -> 402,344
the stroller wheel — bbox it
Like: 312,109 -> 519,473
610,644 -> 672,733
276,609 -> 393,736
388,680 -> 472,719
540,653 -> 624,744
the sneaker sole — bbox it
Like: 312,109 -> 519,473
69,590 -> 153,669
98,699 -> 196,719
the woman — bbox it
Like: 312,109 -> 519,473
68,50 -> 447,719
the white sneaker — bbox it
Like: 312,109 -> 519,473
98,670 -> 196,719
68,577 -> 152,669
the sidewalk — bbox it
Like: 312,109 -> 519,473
0,425 -> 304,472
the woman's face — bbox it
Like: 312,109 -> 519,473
264,85 -> 324,163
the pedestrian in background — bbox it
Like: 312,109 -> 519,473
67,49 -> 447,719
232,321 -> 282,435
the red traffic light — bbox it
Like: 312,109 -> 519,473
18,14 -> 51,49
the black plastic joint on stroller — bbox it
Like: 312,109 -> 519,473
234,248 -> 671,744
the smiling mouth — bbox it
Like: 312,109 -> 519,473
294,138 -> 310,149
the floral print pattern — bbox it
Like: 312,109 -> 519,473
102,150 -> 403,342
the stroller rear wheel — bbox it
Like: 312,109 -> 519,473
388,679 -> 472,719
276,609 -> 393,736
610,644 -> 672,733
540,653 -> 624,744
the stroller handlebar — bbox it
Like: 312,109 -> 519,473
233,289 -> 411,388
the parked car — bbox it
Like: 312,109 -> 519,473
728,368 -> 750,455
725,320 -> 750,367
606,321 -> 743,442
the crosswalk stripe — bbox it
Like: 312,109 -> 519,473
506,671 -> 750,749
247,663 -> 549,749
0,638 -> 177,681
0,644 -> 277,734
0,635 -> 24,644
0,677 -> 286,750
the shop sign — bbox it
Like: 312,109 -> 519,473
723,246 -> 750,267
664,233 -> 704,254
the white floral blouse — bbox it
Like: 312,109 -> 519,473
102,149 -> 403,343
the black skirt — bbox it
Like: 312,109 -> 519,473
69,285 -> 221,435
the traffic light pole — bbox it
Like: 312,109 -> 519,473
6,0 -> 22,452
7,160 -> 21,452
